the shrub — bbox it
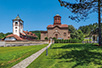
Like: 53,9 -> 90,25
52,37 -> 56,40
54,39 -> 82,43
45,37 -> 48,40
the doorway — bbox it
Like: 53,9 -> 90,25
55,34 -> 58,39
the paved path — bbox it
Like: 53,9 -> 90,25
12,43 -> 52,68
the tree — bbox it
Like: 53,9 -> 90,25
58,0 -> 102,45
0,32 -> 12,39
0,33 -> 4,39
77,29 -> 84,41
71,29 -> 84,41
30,31 -> 41,40
68,25 -> 76,33
79,23 -> 99,37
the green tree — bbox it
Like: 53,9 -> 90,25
0,32 -> 12,39
30,31 -> 41,40
58,0 -> 102,45
0,33 -> 4,39
77,29 -> 84,41
71,29 -> 84,41
68,25 -> 76,33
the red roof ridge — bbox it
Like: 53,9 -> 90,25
23,31 -> 37,37
6,34 -> 23,41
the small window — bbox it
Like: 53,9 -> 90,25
15,30 -> 17,33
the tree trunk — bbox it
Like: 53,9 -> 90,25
98,0 -> 101,45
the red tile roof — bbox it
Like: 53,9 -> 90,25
47,24 -> 68,28
21,33 -> 25,36
6,34 -> 23,41
60,24 -> 68,27
23,31 -> 37,37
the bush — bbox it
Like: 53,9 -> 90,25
45,37 -> 48,40
52,37 -> 56,40
54,39 -> 82,43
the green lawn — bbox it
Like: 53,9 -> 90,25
27,43 -> 102,68
0,44 -> 48,68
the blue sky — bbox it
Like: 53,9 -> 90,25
0,0 -> 98,33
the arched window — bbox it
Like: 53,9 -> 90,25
64,32 -> 66,36
15,27 -> 17,29
55,34 -> 58,39
15,22 -> 18,25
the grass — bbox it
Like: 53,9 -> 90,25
27,43 -> 102,68
0,44 -> 48,68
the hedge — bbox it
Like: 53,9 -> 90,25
54,39 -> 82,43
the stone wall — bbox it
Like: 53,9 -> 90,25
0,41 -> 6,47
0,40 -> 49,47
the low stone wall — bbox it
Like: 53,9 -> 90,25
0,40 -> 49,47
0,41 -> 6,47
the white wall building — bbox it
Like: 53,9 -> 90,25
13,15 -> 25,36
3,15 -> 37,41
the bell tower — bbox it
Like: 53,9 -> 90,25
12,15 -> 24,36
54,14 -> 61,25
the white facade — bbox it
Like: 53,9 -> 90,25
13,16 -> 24,37
20,21 -> 23,33
5,37 -> 16,41
13,21 -> 20,36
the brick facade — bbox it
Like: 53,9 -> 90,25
41,14 -> 70,40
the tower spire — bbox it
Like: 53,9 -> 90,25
54,14 -> 61,25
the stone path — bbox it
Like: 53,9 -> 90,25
12,43 -> 52,68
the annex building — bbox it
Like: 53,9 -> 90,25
41,14 -> 70,40
3,15 -> 37,41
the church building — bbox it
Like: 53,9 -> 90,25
3,15 -> 37,41
41,14 -> 70,40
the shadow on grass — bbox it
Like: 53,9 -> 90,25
51,44 -> 102,68
53,44 -> 85,49
53,43 -> 102,50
